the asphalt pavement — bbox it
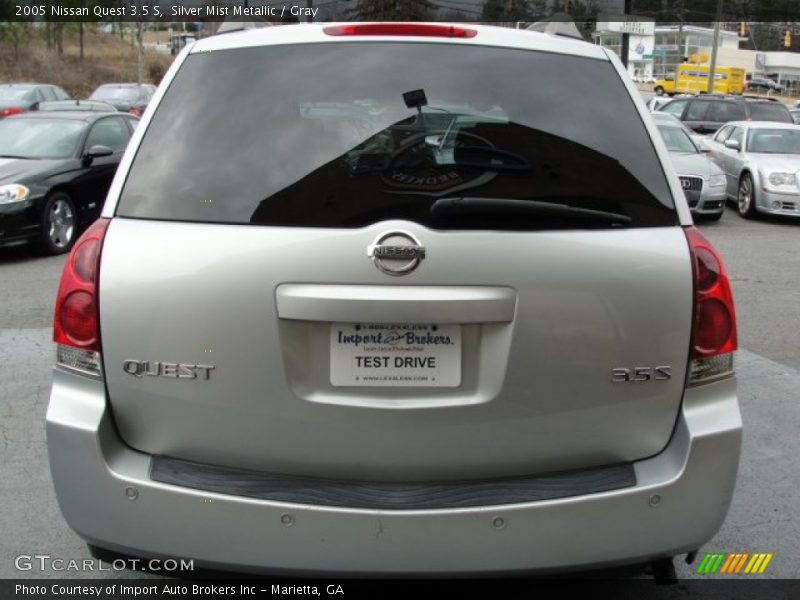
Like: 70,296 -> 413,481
1,204 -> 799,583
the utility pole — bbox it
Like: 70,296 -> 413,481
707,0 -> 724,94
620,0 -> 632,69
675,0 -> 686,66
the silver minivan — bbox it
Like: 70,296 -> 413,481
47,23 -> 741,576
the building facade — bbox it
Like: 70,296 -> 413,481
593,24 -> 742,81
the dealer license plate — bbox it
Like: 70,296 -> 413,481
330,323 -> 461,387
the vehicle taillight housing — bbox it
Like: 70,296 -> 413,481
323,24 -> 477,38
128,107 -> 143,117
53,218 -> 110,377
685,226 -> 737,385
1,107 -> 24,117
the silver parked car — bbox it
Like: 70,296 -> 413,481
46,23 -> 741,576
707,121 -> 800,218
651,110 -> 711,151
651,114 -> 727,220
647,94 -> 690,113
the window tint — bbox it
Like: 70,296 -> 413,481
0,118 -> 85,159
118,43 -> 677,229
85,117 -> 130,153
91,86 -> 140,102
714,125 -> 733,143
708,102 -> 746,123
124,116 -> 139,132
728,127 -> 744,146
658,126 -> 697,153
661,100 -> 687,117
53,86 -> 71,100
0,88 -> 31,102
40,86 -> 57,101
748,103 -> 792,123
747,128 -> 800,154
685,101 -> 710,121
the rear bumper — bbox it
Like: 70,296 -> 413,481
46,368 -> 741,575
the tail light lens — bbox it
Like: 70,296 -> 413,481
1,107 -> 24,117
685,226 -> 737,385
53,218 -> 110,378
323,24 -> 477,38
128,107 -> 143,117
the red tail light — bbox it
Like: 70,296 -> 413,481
685,226 -> 737,359
1,106 -> 24,117
54,218 -> 110,352
323,24 -> 477,38
128,107 -> 143,117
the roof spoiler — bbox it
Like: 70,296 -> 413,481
216,19 -> 274,35
526,13 -> 584,41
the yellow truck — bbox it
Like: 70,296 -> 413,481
654,64 -> 746,96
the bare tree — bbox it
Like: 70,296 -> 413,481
136,22 -> 145,84
0,22 -> 31,61
54,23 -> 65,55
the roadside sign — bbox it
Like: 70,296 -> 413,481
642,50 -> 666,60
596,14 -> 655,36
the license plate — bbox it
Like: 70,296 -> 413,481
330,323 -> 461,387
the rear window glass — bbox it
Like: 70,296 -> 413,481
709,102 -> 746,122
0,88 -> 32,102
685,101 -> 710,121
748,103 -> 792,123
92,87 -> 140,101
117,43 -> 677,229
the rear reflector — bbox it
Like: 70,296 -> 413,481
56,344 -> 102,378
323,24 -> 477,38
684,226 -> 737,385
54,218 -> 109,376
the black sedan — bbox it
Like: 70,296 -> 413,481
0,111 -> 138,254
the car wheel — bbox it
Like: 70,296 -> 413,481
737,173 -> 757,219
40,192 -> 78,255
654,86 -> 664,96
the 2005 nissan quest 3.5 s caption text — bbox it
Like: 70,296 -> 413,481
46,22 -> 741,576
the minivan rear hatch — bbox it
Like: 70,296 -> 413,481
100,36 -> 692,482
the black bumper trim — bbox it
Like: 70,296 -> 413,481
150,456 -> 636,510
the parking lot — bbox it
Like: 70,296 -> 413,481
2,41 -> 800,585
0,201 -> 798,581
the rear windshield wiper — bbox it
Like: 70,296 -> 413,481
430,197 -> 632,226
